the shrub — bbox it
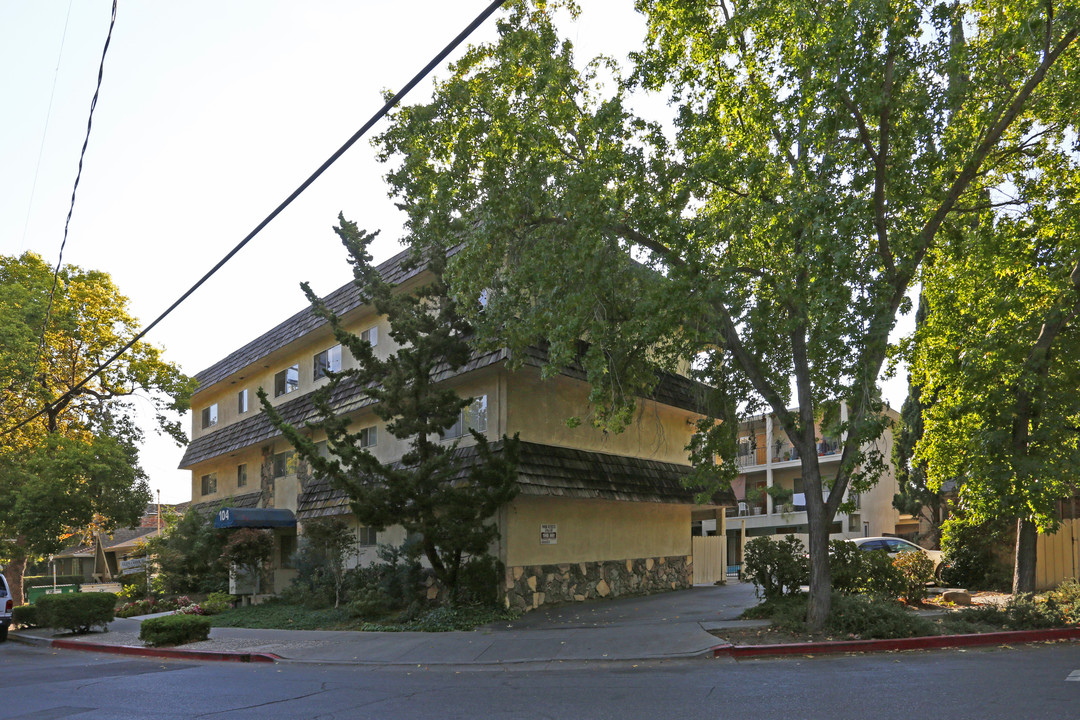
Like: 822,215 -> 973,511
742,535 -> 808,601
12,604 -> 38,628
453,555 -> 502,606
139,614 -> 211,647
825,594 -> 936,639
861,550 -> 907,601
1046,579 -> 1080,624
893,550 -> 935,603
828,540 -> 866,595
116,598 -> 157,618
344,542 -> 426,620
940,518 -> 1012,590
35,592 -> 117,634
944,595 -> 1066,633
200,592 -> 236,615
176,603 -> 206,615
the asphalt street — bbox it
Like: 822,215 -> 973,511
4,640 -> 1080,719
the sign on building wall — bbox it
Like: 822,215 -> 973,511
540,523 -> 557,545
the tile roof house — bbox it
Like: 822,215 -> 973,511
180,247 -> 731,610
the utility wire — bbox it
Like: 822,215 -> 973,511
30,0 -> 117,421
3,0 -> 508,438
21,0 -> 76,251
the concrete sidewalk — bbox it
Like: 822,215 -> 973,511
11,583 -> 764,666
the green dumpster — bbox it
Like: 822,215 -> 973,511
26,584 -> 80,604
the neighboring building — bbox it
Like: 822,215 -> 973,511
51,543 -> 94,583
722,406 -> 909,568
179,248 -> 731,610
92,526 -> 158,582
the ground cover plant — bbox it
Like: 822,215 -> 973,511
208,599 -> 518,633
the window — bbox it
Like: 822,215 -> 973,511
442,396 -> 488,439
200,473 -> 217,496
237,463 -> 247,488
359,425 -> 378,448
361,326 -> 378,346
272,450 -> 295,478
357,526 -> 377,546
313,345 -> 342,380
274,365 -> 299,397
238,389 -> 248,414
200,404 -> 218,429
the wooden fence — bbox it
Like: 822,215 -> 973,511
1036,518 -> 1080,591
693,535 -> 727,585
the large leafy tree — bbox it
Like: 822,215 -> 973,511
914,163 -> 1080,593
262,218 -> 520,599
375,1 -> 1079,627
0,252 -> 194,603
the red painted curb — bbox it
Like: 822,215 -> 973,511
712,626 -> 1080,659
49,638 -> 281,663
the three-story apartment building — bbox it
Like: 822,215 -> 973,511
180,248 -> 729,610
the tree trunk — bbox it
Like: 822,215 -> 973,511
1013,517 -> 1037,595
3,538 -> 28,606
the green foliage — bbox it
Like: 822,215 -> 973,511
893,549 -> 935,604
201,592 -> 236,615
375,0 -> 1077,628
827,540 -> 866,595
148,509 -> 230,595
943,595 -> 1069,634
260,219 -> 519,597
288,518 -> 357,609
23,575 -> 82,591
940,517 -> 1013,591
139,614 -> 211,647
344,543 -> 426,621
742,536 -> 808,601
0,252 -> 194,603
359,604 -> 520,633
35,592 -> 116,634
861,550 -> 908,602
210,600 -> 356,630
824,594 -> 937,640
745,593 -> 935,639
221,529 -> 274,595
12,604 -> 38,628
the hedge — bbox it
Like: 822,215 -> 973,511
35,592 -> 117,634
12,605 -> 38,628
139,614 -> 211,647
23,575 -> 83,591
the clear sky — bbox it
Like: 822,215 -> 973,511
1,1 -> 911,503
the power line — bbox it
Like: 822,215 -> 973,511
3,0 -> 508,438
20,0 -> 76,251
31,0 -> 117,420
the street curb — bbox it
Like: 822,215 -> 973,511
10,632 -> 280,663
711,626 -> 1080,659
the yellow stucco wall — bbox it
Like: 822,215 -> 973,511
503,495 -> 691,567
505,371 -> 697,465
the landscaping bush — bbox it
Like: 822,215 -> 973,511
453,555 -> 502,606
344,542 -> 426,620
742,535 -> 808,601
200,592 -> 236,615
35,592 -> 116,634
893,549 -> 935,603
828,539 -> 866,595
12,604 -> 38,628
940,518 -> 1012,591
1046,579 -> 1080,624
139,614 -> 211,647
825,594 -> 936,639
943,595 -> 1066,633
861,550 -> 907,601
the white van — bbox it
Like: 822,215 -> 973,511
0,573 -> 11,641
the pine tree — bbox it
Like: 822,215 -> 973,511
261,216 -> 519,600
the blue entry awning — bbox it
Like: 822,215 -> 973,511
214,507 -> 296,529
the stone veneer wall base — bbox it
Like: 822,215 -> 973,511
504,555 -> 692,612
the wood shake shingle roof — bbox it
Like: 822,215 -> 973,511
295,440 -> 731,519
